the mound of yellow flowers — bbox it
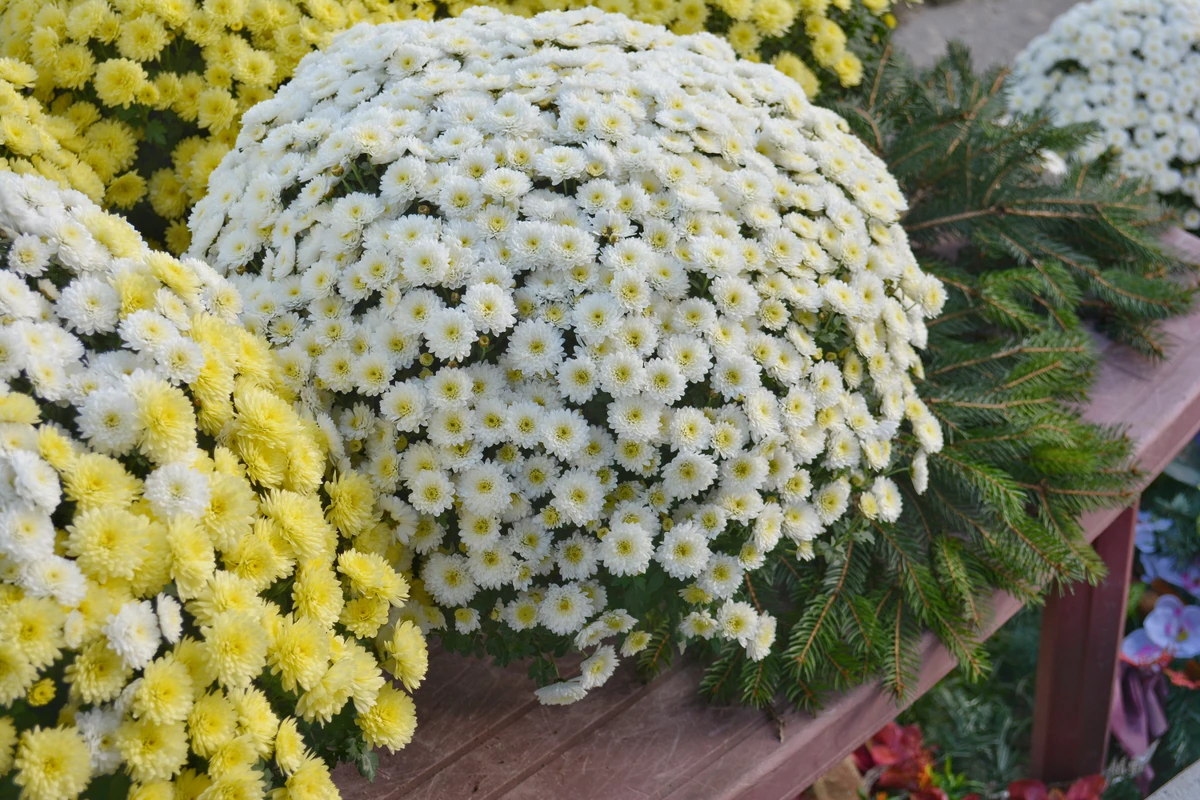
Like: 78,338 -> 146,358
0,172 -> 426,799
0,58 -> 104,203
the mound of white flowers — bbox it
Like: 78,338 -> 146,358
0,172 -> 425,799
1009,0 -> 1200,229
189,7 -> 945,704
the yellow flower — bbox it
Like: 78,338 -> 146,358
228,685 -> 279,756
129,781 -> 174,800
752,0 -> 796,37
93,58 -> 147,108
104,170 -> 147,208
202,610 -> 268,689
66,506 -> 150,583
285,755 -> 338,799
187,690 -> 239,757
0,716 -> 16,775
384,620 -> 428,693
147,168 -> 188,219
116,14 -> 169,62
207,733 -> 259,778
116,718 -> 189,783
133,657 -> 195,725
0,642 -> 37,705
273,717 -> 308,774
0,597 -> 64,669
355,685 -> 417,753
339,595 -> 391,638
12,726 -> 92,800
267,613 -> 329,693
773,51 -> 821,99
834,51 -> 864,86
26,677 -> 56,706
291,561 -> 344,629
324,471 -> 377,537
64,639 -> 132,704
224,519 -> 294,590
132,377 -> 197,462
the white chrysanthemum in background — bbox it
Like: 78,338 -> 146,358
1009,0 -> 1200,228
189,8 -> 942,703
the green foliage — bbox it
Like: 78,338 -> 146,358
696,44 -> 1197,711
901,607 -> 1041,793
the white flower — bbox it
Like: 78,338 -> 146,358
579,645 -> 619,690
535,678 -> 589,705
77,707 -> 123,775
423,552 -> 478,607
104,599 -> 162,670
538,583 -> 594,635
143,463 -> 211,519
599,522 -> 655,576
156,594 -> 183,644
716,600 -> 758,646
656,522 -> 710,579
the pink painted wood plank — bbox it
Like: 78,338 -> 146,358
337,307 -> 1200,800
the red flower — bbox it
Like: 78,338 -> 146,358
1064,775 -> 1106,800
853,722 -> 936,792
1008,779 -> 1049,800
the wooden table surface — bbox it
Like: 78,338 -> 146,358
336,309 -> 1200,800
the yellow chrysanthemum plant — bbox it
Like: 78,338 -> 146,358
459,0 -> 898,98
0,172 -> 427,799
0,58 -> 105,203
0,0 -> 431,255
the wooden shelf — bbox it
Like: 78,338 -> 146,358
337,309 -> 1200,800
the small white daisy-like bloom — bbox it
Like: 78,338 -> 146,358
680,610 -> 719,640
598,522 -> 655,577
156,593 -> 184,644
552,469 -> 605,527
745,613 -> 777,661
656,521 -> 711,579
698,554 -> 744,600
426,308 -> 476,362
0,505 -> 56,563
21,556 -> 87,606
409,470 -> 457,516
538,582 -> 594,635
716,600 -> 759,647
77,707 -> 123,775
535,678 -> 589,705
912,449 -> 930,495
143,462 -> 212,519
813,478 -> 853,526
56,276 -> 120,335
615,632 -> 648,660
556,533 -> 600,581
423,552 -> 479,607
104,599 -> 162,670
454,607 -> 482,634
579,645 -> 619,690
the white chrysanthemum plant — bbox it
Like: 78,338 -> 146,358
188,7 -> 946,704
1008,0 -> 1200,229
0,172 -> 426,798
